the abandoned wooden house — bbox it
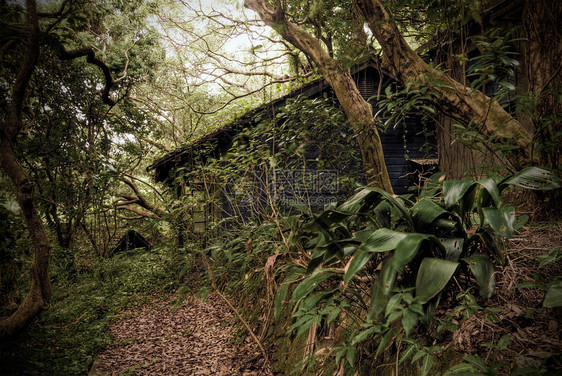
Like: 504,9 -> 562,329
147,59 -> 437,232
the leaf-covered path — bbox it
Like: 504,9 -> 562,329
89,293 -> 269,376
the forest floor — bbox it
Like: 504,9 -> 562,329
443,220 -> 562,371
88,293 -> 269,376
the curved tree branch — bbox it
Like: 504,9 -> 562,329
59,47 -> 117,105
116,178 -> 165,218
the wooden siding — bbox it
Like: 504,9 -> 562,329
379,119 -> 435,194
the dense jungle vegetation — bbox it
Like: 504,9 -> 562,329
1,0 -> 561,375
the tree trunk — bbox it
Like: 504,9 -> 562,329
356,0 -> 535,170
0,0 -> 51,339
0,140 -> 52,338
433,28 -> 486,179
522,0 -> 562,170
244,0 -> 394,193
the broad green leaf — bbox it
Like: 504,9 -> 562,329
482,206 -> 517,238
432,218 -> 459,233
304,209 -> 350,231
353,228 -> 377,241
344,228 -> 408,282
443,180 -> 476,209
443,363 -> 481,375
399,344 -> 417,364
359,228 -> 408,252
344,249 -> 373,283
292,313 -> 322,337
368,259 -> 395,319
420,294 -> 441,328
380,259 -> 398,295
368,281 -> 386,320
411,349 -> 426,363
463,254 -> 495,299
476,178 -> 501,208
421,354 -> 434,376
326,306 -> 341,324
299,290 -> 336,312
468,231 -> 507,265
391,233 -> 443,271
346,345 -> 356,366
375,329 -> 393,357
411,198 -> 448,231
387,310 -> 403,324
373,201 -> 392,228
415,258 -> 459,304
442,238 -> 464,261
385,293 -> 404,316
369,234 -> 445,318
497,334 -> 512,349
501,167 -> 562,192
543,279 -> 562,308
351,326 -> 378,345
463,355 -> 488,371
291,269 -> 336,305
402,309 -> 419,337
338,187 -> 381,213
339,187 -> 413,227
307,249 -> 327,273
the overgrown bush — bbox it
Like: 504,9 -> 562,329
270,167 -> 560,374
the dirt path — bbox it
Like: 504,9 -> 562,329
89,293 -> 269,376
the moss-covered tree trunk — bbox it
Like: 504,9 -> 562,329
0,0 -> 52,338
244,0 -> 394,193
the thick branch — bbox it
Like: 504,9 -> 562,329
116,205 -> 160,219
355,0 -> 535,167
120,178 -> 165,218
59,47 -> 116,105
5,3 -> 40,142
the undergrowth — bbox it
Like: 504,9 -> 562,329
198,168 -> 561,376
0,246 -> 179,376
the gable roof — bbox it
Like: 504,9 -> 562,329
147,58 -> 392,182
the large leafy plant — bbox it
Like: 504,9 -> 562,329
275,167 -> 560,374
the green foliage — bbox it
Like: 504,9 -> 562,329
517,87 -> 562,171
513,246 -> 562,308
374,73 -> 441,131
274,167 -> 559,373
467,28 -> 521,101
